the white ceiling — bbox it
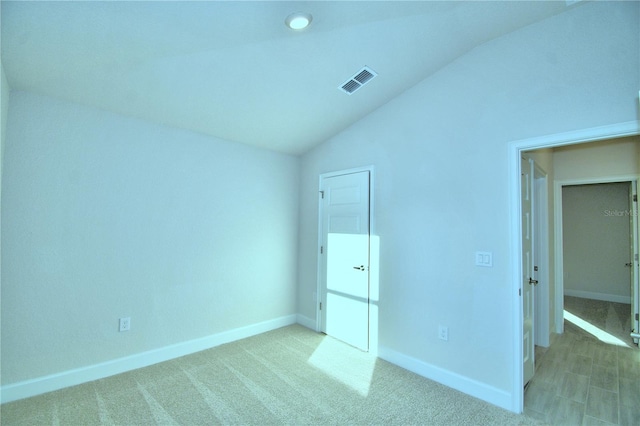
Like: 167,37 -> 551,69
1,1 -> 575,155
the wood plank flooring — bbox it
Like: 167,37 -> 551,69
524,296 -> 640,425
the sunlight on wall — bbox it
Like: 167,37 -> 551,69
563,310 -> 632,348
307,335 -> 377,397
326,233 -> 371,351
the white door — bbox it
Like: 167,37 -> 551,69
533,168 -> 550,348
521,157 -> 535,385
320,170 -> 370,351
630,181 -> 639,344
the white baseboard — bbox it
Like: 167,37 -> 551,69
378,345 -> 513,412
296,314 -> 316,331
564,289 -> 631,304
0,314 -> 297,404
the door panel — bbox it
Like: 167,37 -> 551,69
329,216 -> 361,233
522,157 -> 535,385
321,171 -> 370,351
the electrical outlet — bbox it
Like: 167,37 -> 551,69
438,325 -> 449,341
119,317 -> 131,332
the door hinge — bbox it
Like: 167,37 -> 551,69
319,190 -> 324,199
320,245 -> 324,254
634,194 -> 637,202
636,313 -> 639,321
519,288 -> 522,296
319,302 -> 322,310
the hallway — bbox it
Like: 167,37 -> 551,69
524,297 -> 640,425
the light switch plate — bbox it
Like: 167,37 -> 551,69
119,317 -> 131,332
475,251 -> 493,267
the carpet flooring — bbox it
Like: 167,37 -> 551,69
1,324 -> 542,425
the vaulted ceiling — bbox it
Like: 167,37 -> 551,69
1,1 -> 576,155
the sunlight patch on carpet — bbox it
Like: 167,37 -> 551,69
307,336 -> 376,396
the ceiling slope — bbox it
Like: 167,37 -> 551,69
1,1 -> 572,155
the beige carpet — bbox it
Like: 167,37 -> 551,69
1,325 -> 542,425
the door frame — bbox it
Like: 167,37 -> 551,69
508,120 -> 639,413
632,180 -> 640,344
316,165 -> 378,353
534,164 -> 550,348
554,177 -> 638,332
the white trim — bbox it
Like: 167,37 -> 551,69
564,289 -> 632,304
533,165 -> 550,348
318,165 -> 376,180
632,180 -> 640,343
553,180 -> 566,334
0,314 -> 297,404
508,137 -> 525,413
557,175 -> 640,186
508,120 -> 640,413
378,346 -> 512,411
296,314 -> 316,330
509,121 -> 639,150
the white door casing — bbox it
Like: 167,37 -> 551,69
630,181 -> 639,344
319,169 -> 371,351
509,121 -> 639,414
521,157 -> 535,386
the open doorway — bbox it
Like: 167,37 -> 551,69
520,146 -> 639,423
561,181 -> 637,347
509,122 -> 640,413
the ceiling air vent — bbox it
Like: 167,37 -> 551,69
339,66 -> 377,95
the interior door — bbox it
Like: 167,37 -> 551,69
630,181 -> 639,344
521,157 -> 535,385
320,171 -> 370,351
533,167 -> 550,348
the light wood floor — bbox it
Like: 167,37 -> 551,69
524,296 -> 640,425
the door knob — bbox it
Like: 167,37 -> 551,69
625,263 -> 632,267
353,265 -> 365,271
528,277 -> 538,285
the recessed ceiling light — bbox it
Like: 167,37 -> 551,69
285,12 -> 312,30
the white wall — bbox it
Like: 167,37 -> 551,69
562,182 -> 632,302
1,91 -> 299,385
298,0 -> 639,408
1,61 -> 9,380
1,64 -> 8,168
